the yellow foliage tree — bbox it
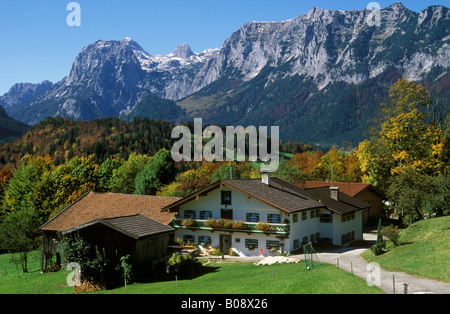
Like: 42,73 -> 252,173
358,78 -> 447,192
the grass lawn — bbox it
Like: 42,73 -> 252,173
0,250 -> 73,294
104,260 -> 383,294
0,251 -> 383,294
362,216 -> 450,282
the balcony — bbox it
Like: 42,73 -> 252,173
171,218 -> 290,236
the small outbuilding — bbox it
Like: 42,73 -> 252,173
39,192 -> 181,277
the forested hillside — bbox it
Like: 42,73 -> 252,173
0,117 -> 175,169
0,116 -> 314,170
0,106 -> 30,145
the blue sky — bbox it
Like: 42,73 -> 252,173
0,0 -> 447,95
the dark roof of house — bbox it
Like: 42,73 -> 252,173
223,179 -> 324,213
268,178 -> 370,215
40,192 -> 181,232
301,181 -> 383,197
298,186 -> 371,215
163,177 -> 370,215
62,214 -> 175,239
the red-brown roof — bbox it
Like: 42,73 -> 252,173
40,192 -> 181,232
301,181 -> 372,197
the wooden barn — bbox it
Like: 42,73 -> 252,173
39,192 -> 181,278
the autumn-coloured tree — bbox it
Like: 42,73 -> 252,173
0,169 -> 13,199
357,79 -> 449,224
287,148 -> 362,183
358,78 -> 448,193
288,151 -> 323,178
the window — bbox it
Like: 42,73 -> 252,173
310,210 -> 315,219
183,235 -> 195,244
245,239 -> 258,250
266,240 -> 280,250
184,210 -> 196,219
235,238 -> 241,244
293,239 -> 300,249
246,213 -> 259,222
293,213 -> 298,223
302,211 -> 307,221
342,213 -> 355,222
200,211 -> 212,219
341,231 -> 355,245
302,236 -> 309,245
221,191 -> 232,205
198,236 -> 211,245
267,214 -> 280,223
315,209 -> 320,217
320,214 -> 332,223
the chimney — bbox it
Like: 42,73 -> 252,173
261,169 -> 271,185
330,186 -> 339,200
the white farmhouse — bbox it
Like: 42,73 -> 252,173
162,172 -> 370,257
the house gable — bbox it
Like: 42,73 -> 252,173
176,184 -> 289,223
163,179 -> 325,215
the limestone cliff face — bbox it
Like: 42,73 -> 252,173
2,3 -> 449,129
208,3 -> 449,89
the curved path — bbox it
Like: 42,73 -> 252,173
296,233 -> 450,294
206,232 -> 450,294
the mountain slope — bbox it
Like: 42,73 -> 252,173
0,105 -> 30,144
177,3 -> 450,145
1,3 -> 449,146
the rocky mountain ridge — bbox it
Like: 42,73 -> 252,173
1,3 -> 448,145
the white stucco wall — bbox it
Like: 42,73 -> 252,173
178,186 -> 286,222
173,184 -> 364,255
332,211 -> 363,246
176,186 -> 290,256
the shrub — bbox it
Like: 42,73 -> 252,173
210,248 -> 223,256
166,253 -> 202,276
370,242 -> 386,256
381,224 -> 400,247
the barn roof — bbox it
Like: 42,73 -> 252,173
40,192 -> 181,232
62,214 -> 175,240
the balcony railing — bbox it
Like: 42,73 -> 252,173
171,218 -> 290,235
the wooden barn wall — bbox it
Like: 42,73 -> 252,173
42,225 -> 174,275
135,233 -> 172,266
76,224 -> 136,268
